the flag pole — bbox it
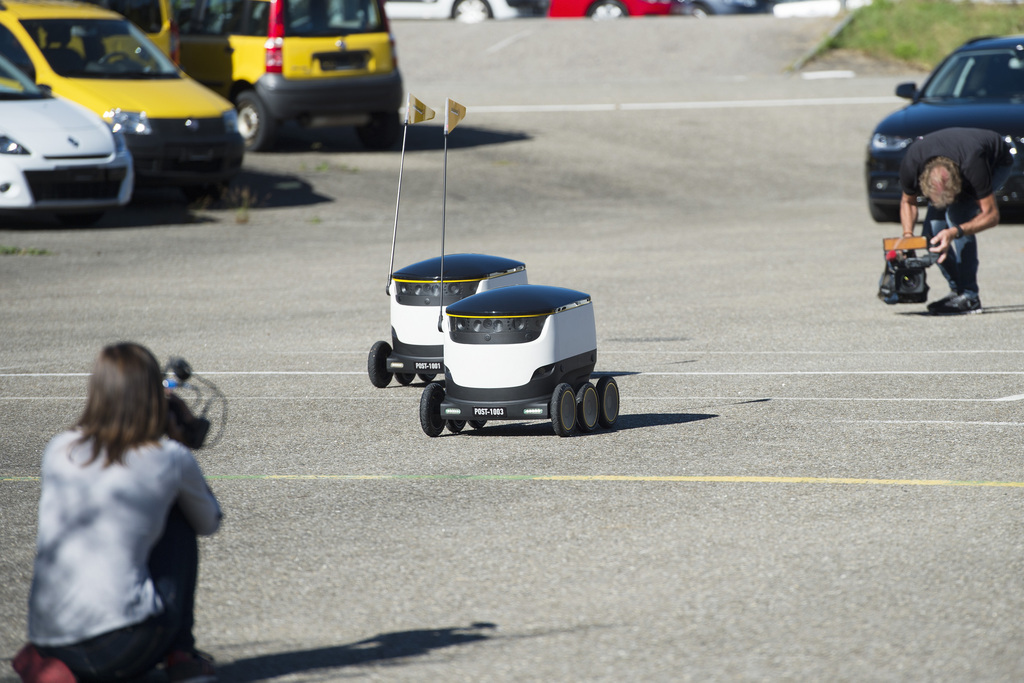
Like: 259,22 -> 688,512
386,104 -> 410,295
437,98 -> 466,332
387,94 -> 435,296
438,121 -> 448,331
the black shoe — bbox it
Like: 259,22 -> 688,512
926,292 -> 957,313
929,293 -> 982,315
164,649 -> 217,683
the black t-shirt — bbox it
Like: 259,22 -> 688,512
899,127 -> 1014,200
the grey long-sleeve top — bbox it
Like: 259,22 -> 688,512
27,430 -> 222,646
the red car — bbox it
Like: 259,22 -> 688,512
548,0 -> 678,18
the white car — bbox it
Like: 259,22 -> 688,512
0,54 -> 132,226
384,0 -> 547,22
772,0 -> 870,17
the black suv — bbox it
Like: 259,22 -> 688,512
865,35 -> 1024,223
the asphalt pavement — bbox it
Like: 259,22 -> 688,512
3,15 -> 1024,682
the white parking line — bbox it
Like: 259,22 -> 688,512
484,30 -> 533,55
643,371 -> 1024,375
470,96 -> 900,114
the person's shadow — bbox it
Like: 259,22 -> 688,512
214,622 -> 497,681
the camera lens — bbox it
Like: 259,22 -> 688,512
901,273 -> 922,289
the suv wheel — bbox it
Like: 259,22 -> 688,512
356,111 -> 401,150
236,91 -> 277,152
587,0 -> 628,18
453,0 -> 492,22
869,201 -> 900,223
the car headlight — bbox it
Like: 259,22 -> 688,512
871,133 -> 913,152
112,129 -> 128,154
0,135 -> 29,155
103,109 -> 152,135
223,108 -> 238,134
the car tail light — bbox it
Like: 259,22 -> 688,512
170,18 -> 180,64
379,0 -> 397,68
265,0 -> 284,74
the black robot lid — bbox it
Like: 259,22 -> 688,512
445,285 -> 591,318
391,254 -> 526,282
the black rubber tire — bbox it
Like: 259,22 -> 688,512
356,111 -> 401,150
446,420 -> 466,434
420,382 -> 446,437
688,3 -> 710,17
417,373 -> 437,383
587,0 -> 628,18
367,341 -> 393,388
551,383 -> 576,437
236,90 -> 277,152
395,373 -> 415,386
869,201 -> 900,223
452,0 -> 492,22
576,382 -> 600,433
596,376 -> 620,429
469,420 -> 487,430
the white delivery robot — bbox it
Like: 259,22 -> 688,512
419,284 -> 619,437
368,253 -> 527,387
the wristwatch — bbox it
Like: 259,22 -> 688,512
953,225 -> 965,239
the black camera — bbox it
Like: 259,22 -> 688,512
878,237 -> 937,305
163,357 -> 221,450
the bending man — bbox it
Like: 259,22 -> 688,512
899,127 -> 1014,315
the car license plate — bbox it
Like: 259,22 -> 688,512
182,148 -> 214,161
473,407 -> 505,417
317,51 -> 366,72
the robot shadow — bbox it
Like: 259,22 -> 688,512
456,412 -> 717,437
213,622 -> 497,682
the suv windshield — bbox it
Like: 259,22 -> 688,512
20,18 -> 179,78
922,48 -> 1024,101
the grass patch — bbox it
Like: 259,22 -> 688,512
224,186 -> 263,224
831,0 -> 1024,70
0,245 -> 50,256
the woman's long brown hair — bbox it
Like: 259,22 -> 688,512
77,342 -> 167,466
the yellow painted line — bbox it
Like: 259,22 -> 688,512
534,475 -> 1024,487
5,474 -> 1023,488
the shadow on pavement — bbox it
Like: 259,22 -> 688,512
895,304 -> 1024,316
264,123 -> 530,154
0,168 -> 333,231
105,170 -> 332,227
457,412 -> 718,438
217,622 -> 497,682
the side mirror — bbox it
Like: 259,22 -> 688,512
895,82 -> 917,100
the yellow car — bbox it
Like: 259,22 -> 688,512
0,0 -> 244,199
173,0 -> 403,151
80,0 -> 179,61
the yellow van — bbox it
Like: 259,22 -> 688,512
0,0 -> 244,199
172,0 -> 404,151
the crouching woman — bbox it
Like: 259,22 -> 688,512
18,342 -> 222,682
